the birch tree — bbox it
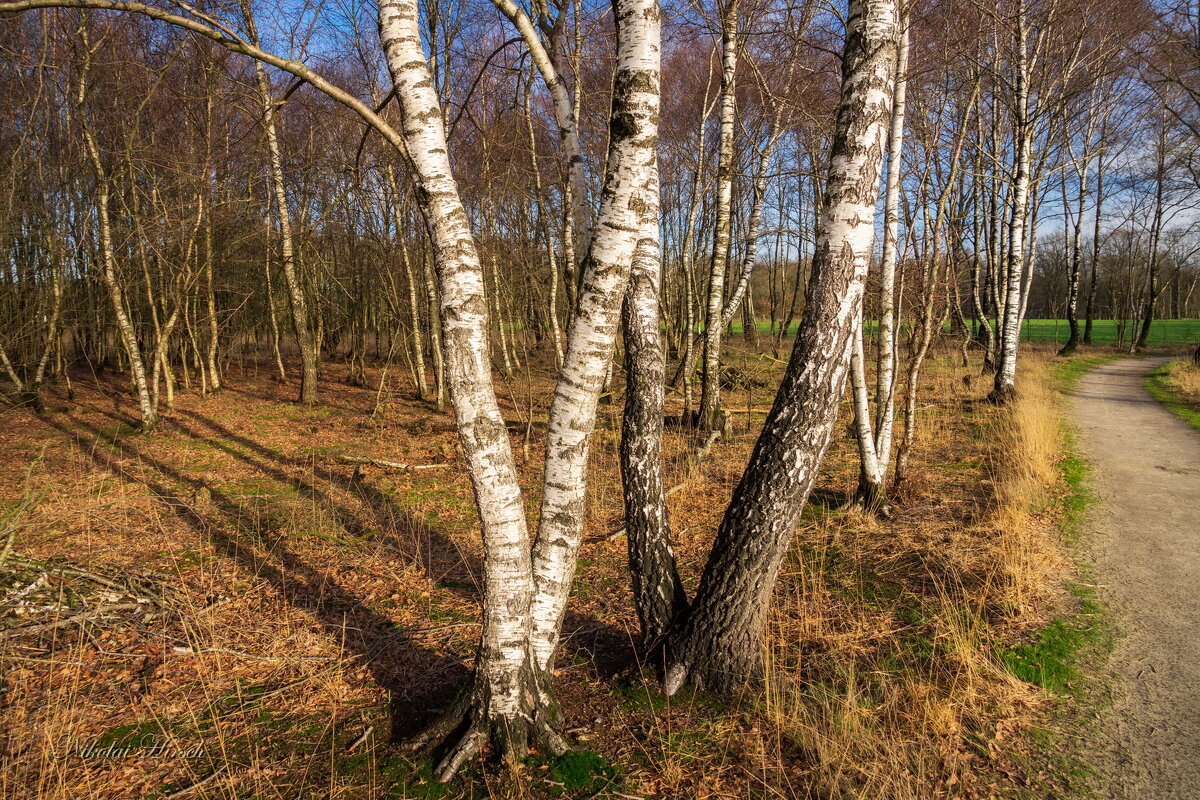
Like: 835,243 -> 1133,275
848,11 -> 907,511
77,21 -> 157,430
697,0 -> 739,432
663,0 -> 898,693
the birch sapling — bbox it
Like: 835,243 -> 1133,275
698,0 -> 739,432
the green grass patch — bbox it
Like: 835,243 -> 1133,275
725,318 -> 1200,346
1018,318 -> 1200,347
1002,582 -> 1105,694
532,750 -> 622,795
1046,352 -> 1127,394
1144,360 -> 1200,433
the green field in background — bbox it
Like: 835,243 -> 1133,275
726,318 -> 1200,346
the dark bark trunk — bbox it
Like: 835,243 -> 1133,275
620,234 -> 686,648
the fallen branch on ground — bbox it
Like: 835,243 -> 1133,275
0,602 -> 142,639
328,455 -> 446,472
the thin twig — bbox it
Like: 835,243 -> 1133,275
0,602 -> 141,639
346,725 -> 374,752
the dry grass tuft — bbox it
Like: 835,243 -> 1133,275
743,351 -> 1072,799
1160,358 -> 1200,401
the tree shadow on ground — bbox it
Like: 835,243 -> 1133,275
39,396 -> 630,746
39,408 -> 463,743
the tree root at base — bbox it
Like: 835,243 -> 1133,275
406,689 -> 569,782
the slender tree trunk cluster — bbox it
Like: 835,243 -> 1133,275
0,0 -> 1193,782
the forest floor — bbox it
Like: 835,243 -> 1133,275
1070,357 -> 1200,798
0,341 -> 1174,799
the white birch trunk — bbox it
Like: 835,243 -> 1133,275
850,16 -> 907,508
992,0 -> 1030,402
78,40 -> 156,430
529,0 -> 662,671
698,0 -> 739,431
379,0 -> 560,776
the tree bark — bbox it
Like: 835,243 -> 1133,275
379,0 -> 560,775
78,32 -> 156,431
850,16 -> 907,509
698,0 -> 739,432
990,0 -> 1030,403
620,169 -> 685,649
242,2 -> 319,404
529,0 -> 663,671
663,0 -> 897,695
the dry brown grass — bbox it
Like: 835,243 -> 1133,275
0,342 -> 1084,799
1159,358 -> 1200,403
740,352 -> 1071,800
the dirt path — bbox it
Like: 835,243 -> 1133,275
1072,357 -> 1200,799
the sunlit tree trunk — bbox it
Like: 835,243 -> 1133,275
78,30 -> 156,430
849,15 -> 907,510
698,0 -> 739,432
664,0 -> 897,695
379,0 -> 559,776
529,0 -> 663,670
242,2 -> 319,403
991,0 -> 1030,403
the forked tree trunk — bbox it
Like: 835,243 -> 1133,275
663,0 -> 898,695
849,16 -> 907,510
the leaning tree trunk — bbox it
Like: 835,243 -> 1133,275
379,0 -> 561,777
78,39 -> 157,431
242,2 -> 319,404
529,0 -> 663,671
663,0 -> 898,695
488,0 -> 590,268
